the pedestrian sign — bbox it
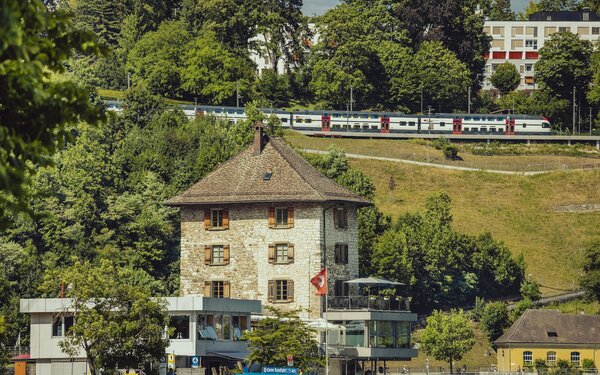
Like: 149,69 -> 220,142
191,356 -> 200,368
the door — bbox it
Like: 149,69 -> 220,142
505,117 -> 515,135
321,114 -> 331,131
452,117 -> 463,134
380,116 -> 390,133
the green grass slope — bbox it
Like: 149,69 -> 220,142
285,132 -> 600,294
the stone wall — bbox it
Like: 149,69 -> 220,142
180,202 -> 360,319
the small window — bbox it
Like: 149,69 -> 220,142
268,280 -> 294,302
523,351 -> 533,366
64,316 -> 74,335
204,281 -> 230,298
440,122 -> 445,127
593,27 -> 600,35
547,351 -> 557,366
269,207 -> 294,228
547,330 -> 557,337
525,39 -> 538,49
205,209 -> 228,230
523,124 -> 527,128
399,121 -> 407,126
276,208 -> 288,226
281,117 -> 288,123
571,352 -> 580,367
408,121 -> 415,126
335,243 -> 349,264
205,244 -> 230,266
269,242 -> 294,264
52,317 -> 63,337
558,27 -> 569,33
334,207 -> 348,229
169,315 -> 190,339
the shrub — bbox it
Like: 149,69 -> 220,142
582,359 -> 596,370
432,137 -> 450,150
535,358 -> 547,370
557,359 -> 571,369
443,144 -> 459,160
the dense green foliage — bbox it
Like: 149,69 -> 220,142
490,62 -> 521,94
479,302 -> 510,343
419,309 -> 476,373
370,192 -> 525,312
580,241 -> 600,301
40,260 -> 170,375
244,308 -> 323,372
0,0 -> 105,226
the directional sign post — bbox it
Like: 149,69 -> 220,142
191,356 -> 200,369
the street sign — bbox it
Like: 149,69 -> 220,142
191,356 -> 200,368
167,353 -> 176,371
264,367 -> 298,374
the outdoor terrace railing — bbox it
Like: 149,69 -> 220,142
327,296 -> 411,311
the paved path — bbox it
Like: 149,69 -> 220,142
302,149 -> 548,176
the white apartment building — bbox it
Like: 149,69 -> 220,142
483,10 -> 600,91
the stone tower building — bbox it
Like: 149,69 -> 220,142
166,124 -> 370,319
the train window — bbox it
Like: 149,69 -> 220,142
523,123 -> 527,128
481,127 -> 487,131
354,125 -> 361,129
333,114 -> 341,118
497,117 -> 504,121
296,118 -> 303,123
281,118 -> 288,123
440,122 -> 445,127
409,121 -> 415,126
362,125 -> 369,129
361,114 -> 368,119
333,125 -> 341,129
464,117 -> 471,121
464,127 -> 469,132
400,121 -> 407,126
306,119 -> 312,123
542,122 -> 550,128
372,115 -> 379,119
371,125 -> 378,129
472,128 -> 478,131
473,117 -> 480,121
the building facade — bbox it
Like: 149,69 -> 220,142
483,10 -> 600,91
166,124 -> 370,319
20,297 -> 261,375
494,309 -> 600,372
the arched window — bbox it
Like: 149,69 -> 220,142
571,352 -> 581,367
547,351 -> 557,366
523,351 -> 533,366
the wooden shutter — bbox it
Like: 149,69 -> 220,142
334,244 -> 340,263
224,281 -> 231,298
287,280 -> 294,302
268,244 -> 275,264
204,209 -> 211,230
288,207 -> 294,228
204,281 -> 211,297
222,209 -> 229,229
268,207 -> 275,228
204,245 -> 212,265
287,244 -> 294,263
224,245 -> 230,265
333,208 -> 339,228
343,244 -> 348,264
267,280 -> 275,302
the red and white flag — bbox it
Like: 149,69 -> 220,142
310,268 -> 327,296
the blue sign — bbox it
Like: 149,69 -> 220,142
264,367 -> 298,374
191,356 -> 200,368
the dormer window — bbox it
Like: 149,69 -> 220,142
547,331 -> 558,337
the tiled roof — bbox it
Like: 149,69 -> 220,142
165,128 -> 371,207
495,309 -> 600,345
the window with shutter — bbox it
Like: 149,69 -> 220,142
334,207 -> 348,229
268,244 -> 275,264
211,245 -> 225,265
204,281 -> 211,296
335,243 -> 348,264
224,281 -> 231,298
211,281 -> 225,298
205,208 -> 228,230
268,280 -> 275,302
268,207 -> 275,228
204,245 -> 211,265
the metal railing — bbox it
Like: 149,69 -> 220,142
327,296 -> 410,311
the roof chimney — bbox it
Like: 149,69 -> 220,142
254,121 -> 266,155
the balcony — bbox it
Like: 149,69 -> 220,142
327,296 -> 410,312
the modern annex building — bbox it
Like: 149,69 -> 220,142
494,309 -> 600,372
483,10 -> 600,91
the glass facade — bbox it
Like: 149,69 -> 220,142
345,320 -> 365,347
336,320 -> 411,349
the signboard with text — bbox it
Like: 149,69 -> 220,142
264,367 -> 299,375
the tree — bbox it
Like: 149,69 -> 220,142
69,0 -> 127,46
243,308 -> 323,373
490,62 -> 521,94
40,259 -> 170,375
535,32 -> 592,101
420,309 -> 475,373
520,280 -> 541,301
181,31 -> 255,105
538,0 -> 581,11
413,42 -> 471,112
127,21 -> 192,98
256,0 -> 310,72
580,240 -> 600,300
479,302 -> 510,343
489,0 -> 516,20
0,0 -> 105,226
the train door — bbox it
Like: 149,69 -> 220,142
321,114 -> 331,132
505,117 -> 515,135
380,115 -> 390,133
452,117 -> 462,134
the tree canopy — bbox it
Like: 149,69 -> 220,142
419,309 -> 475,373
580,241 -> 600,301
40,259 -> 169,375
244,308 -> 323,373
490,62 -> 521,94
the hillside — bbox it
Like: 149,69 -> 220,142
285,132 -> 600,294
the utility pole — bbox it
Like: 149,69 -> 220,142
350,86 -> 354,112
590,107 -> 593,135
572,86 -> 576,134
578,90 -> 581,134
420,85 -> 424,113
194,97 -> 198,112
427,105 -> 432,134
468,86 -> 471,114
236,83 -> 241,108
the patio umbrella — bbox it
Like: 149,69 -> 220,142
344,277 -> 404,286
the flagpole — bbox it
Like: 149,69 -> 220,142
325,268 -> 328,375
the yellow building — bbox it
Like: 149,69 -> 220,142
495,309 -> 600,372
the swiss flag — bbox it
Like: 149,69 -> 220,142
310,268 -> 327,296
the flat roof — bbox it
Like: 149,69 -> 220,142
20,297 -> 261,314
